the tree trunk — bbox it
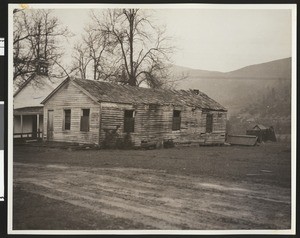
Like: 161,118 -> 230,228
128,10 -> 135,86
94,61 -> 97,80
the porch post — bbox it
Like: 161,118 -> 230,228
37,114 -> 40,138
20,114 -> 23,138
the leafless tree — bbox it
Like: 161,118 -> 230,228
13,9 -> 72,87
72,43 -> 91,79
82,9 -> 174,88
72,22 -> 118,81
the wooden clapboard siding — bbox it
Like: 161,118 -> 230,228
202,111 -> 227,132
99,103 -> 133,145
133,104 -> 171,145
43,82 -> 100,144
99,103 -> 227,147
165,107 -> 226,145
199,111 -> 227,145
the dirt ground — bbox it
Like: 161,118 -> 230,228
13,142 -> 291,230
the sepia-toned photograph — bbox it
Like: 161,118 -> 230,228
9,3 -> 296,234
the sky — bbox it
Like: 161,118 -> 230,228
33,5 -> 294,72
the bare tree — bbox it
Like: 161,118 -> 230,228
85,27 -> 110,80
72,43 -> 91,79
13,9 -> 35,83
89,9 -> 174,88
72,22 -> 118,81
13,9 -> 72,87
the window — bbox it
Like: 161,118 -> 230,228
64,109 -> 71,130
80,109 -> 90,132
149,104 -> 158,111
172,110 -> 181,131
124,110 -> 135,133
206,114 -> 213,133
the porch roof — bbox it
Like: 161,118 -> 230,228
14,107 -> 43,115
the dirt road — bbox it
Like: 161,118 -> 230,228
14,159 -> 291,230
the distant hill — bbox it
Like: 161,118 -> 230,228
172,57 -> 292,134
173,57 -> 291,113
225,57 -> 291,80
173,57 -> 291,80
171,65 -> 225,78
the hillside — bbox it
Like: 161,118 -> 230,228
171,65 -> 225,78
172,57 -> 292,134
174,58 -> 291,112
225,57 -> 291,80
173,57 -> 291,81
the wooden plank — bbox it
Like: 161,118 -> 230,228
227,135 -> 258,146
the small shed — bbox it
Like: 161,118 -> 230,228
41,77 -> 228,148
246,124 -> 276,142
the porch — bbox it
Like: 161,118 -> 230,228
14,107 -> 43,140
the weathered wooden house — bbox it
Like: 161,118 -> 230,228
14,74 -> 64,139
41,77 -> 227,148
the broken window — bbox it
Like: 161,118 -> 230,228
124,110 -> 135,133
64,109 -> 71,130
149,104 -> 158,111
172,110 -> 181,131
206,113 -> 213,133
80,109 -> 90,132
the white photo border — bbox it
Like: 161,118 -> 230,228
8,3 -> 297,235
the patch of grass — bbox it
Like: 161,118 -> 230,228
13,186 -> 154,230
13,142 -> 291,188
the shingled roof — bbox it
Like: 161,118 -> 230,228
43,77 -> 227,111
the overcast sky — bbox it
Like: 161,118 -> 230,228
41,5 -> 293,72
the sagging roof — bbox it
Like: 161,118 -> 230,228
42,77 -> 227,111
